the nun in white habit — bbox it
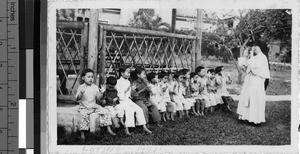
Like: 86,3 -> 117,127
237,46 -> 270,124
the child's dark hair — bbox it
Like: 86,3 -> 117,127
215,66 -> 223,75
81,68 -> 94,77
119,65 -> 130,77
135,67 -> 145,75
131,67 -> 145,81
158,71 -> 168,79
180,69 -> 190,75
147,72 -> 157,82
207,69 -> 215,74
190,72 -> 197,79
106,76 -> 117,85
195,66 -> 205,74
173,71 -> 183,79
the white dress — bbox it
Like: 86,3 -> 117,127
149,83 -> 166,112
237,52 -> 270,124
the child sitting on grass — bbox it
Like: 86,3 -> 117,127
101,76 -> 125,129
147,72 -> 167,122
76,68 -> 115,140
116,65 -> 152,135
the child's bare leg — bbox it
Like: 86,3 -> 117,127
166,112 -> 170,120
119,117 -> 125,127
170,112 -> 175,121
107,125 -> 116,136
124,127 -> 131,136
112,117 -> 120,128
162,112 -> 167,122
80,131 -> 85,140
142,124 -> 152,134
196,100 -> 201,115
211,106 -> 214,113
178,111 -> 182,118
185,110 -> 190,118
191,105 -> 197,115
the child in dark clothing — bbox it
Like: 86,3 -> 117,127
102,76 -> 125,128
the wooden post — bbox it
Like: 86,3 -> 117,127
88,9 -> 99,83
78,22 -> 88,84
195,9 -> 203,67
171,9 -> 176,33
98,27 -> 106,85
191,40 -> 196,71
169,9 -> 176,69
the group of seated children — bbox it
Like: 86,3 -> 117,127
75,65 -> 233,140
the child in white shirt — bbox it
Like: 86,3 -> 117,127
116,66 -> 151,135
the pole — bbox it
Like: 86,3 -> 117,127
171,9 -> 176,33
195,9 -> 203,67
87,9 -> 99,83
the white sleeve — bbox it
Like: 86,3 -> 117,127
116,80 -> 127,101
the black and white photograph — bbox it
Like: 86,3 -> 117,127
47,0 -> 299,153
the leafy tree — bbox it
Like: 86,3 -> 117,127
235,9 -> 291,62
56,9 -> 77,22
129,9 -> 171,31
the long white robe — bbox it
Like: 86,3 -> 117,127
237,52 -> 270,124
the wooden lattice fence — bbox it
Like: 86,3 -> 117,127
56,22 -> 197,98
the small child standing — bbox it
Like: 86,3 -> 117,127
158,72 -> 176,121
147,72 -> 167,122
76,69 -> 115,140
116,66 -> 152,135
101,76 -> 125,128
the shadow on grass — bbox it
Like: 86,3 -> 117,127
58,101 -> 291,145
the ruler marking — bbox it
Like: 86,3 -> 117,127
7,0 -> 8,152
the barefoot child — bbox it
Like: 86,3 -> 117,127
101,76 -> 125,128
116,66 -> 152,135
76,69 -> 115,140
158,72 -> 176,121
171,72 -> 187,118
180,69 -> 198,116
131,67 -> 162,127
195,66 -> 211,115
147,72 -> 167,122
206,69 -> 219,112
215,66 -> 233,112
190,72 -> 205,116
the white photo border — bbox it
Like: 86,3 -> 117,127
47,0 -> 299,153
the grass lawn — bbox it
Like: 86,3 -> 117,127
57,100 -> 291,145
